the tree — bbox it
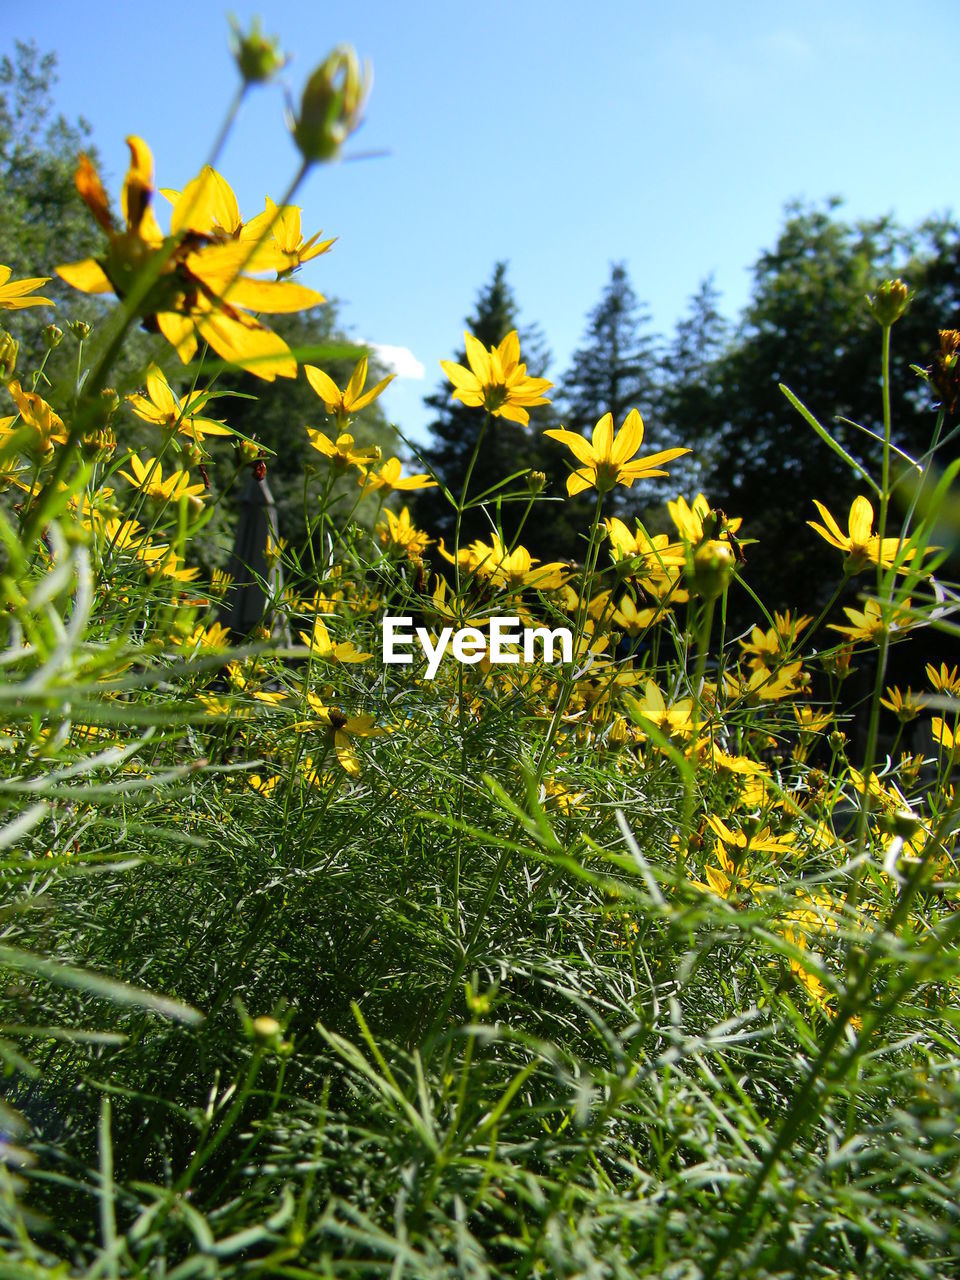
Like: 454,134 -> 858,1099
697,201 -> 960,612
416,262 -> 565,554
0,42 -> 104,368
658,275 -> 728,497
560,262 -> 668,516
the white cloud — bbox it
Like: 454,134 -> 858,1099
364,342 -> 425,380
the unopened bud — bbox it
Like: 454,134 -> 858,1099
0,331 -> 18,380
526,469 -> 547,494
238,438 -> 260,463
689,539 -> 735,600
42,324 -> 63,350
293,45 -> 371,164
181,439 -> 205,466
229,16 -> 287,85
91,388 -> 120,427
252,1015 -> 281,1041
70,320 -> 92,342
867,278 -> 912,327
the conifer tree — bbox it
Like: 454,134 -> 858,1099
559,263 -> 667,516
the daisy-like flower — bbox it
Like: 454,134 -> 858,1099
611,593 -> 665,635
879,686 -> 928,721
297,616 -> 371,663
305,356 -> 395,425
306,427 -> 381,472
828,597 -> 913,643
127,366 -> 232,443
808,495 -> 914,574
545,410 -> 688,496
377,505 -> 431,558
360,456 -> 436,494
0,381 -> 68,456
119,454 -> 206,504
927,662 -> 960,695
440,534 -> 566,593
626,679 -> 695,739
707,814 -> 797,861
254,198 -> 335,272
302,694 -> 386,777
0,265 -> 53,311
441,330 -> 552,426
668,493 -> 742,545
57,138 -> 325,381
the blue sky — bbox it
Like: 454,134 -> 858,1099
5,1 -> 956,443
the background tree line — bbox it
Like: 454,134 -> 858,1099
4,42 -> 959,616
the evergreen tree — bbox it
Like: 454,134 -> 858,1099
417,262 -> 563,554
658,275 -> 728,496
561,263 -> 660,430
560,262 -> 667,516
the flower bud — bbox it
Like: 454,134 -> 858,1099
0,330 -> 18,380
292,45 -> 371,164
229,16 -> 287,85
181,439 -> 205,466
526,469 -> 547,494
42,324 -> 64,350
89,387 -> 120,428
867,278 -> 912,327
252,1014 -> 281,1041
70,320 -> 92,342
689,538 -> 735,600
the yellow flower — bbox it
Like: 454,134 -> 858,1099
739,613 -> 810,670
377,505 -> 431,558
305,356 -> 395,424
258,198 -> 335,271
626,680 -> 694,739
119,454 -> 205,504
360,456 -> 436,494
126,365 -> 233,443
828,597 -> 913,643
808,496 -> 914,573
307,429 -> 381,474
927,662 -> 960,695
668,494 -> 742,545
879,686 -> 927,721
612,593 -> 664,635
707,814 -> 797,861
545,409 -> 688,496
302,696 -> 386,777
0,380 -> 68,456
0,265 -> 53,311
724,660 -> 805,704
297,616 -> 371,664
175,622 -> 231,651
441,330 -> 552,426
57,139 -> 325,381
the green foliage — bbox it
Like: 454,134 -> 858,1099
694,201 -> 960,610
